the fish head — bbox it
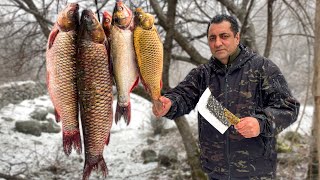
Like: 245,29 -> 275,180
102,11 -> 112,37
134,8 -> 154,30
57,3 -> 79,32
112,0 -> 133,29
79,9 -> 105,44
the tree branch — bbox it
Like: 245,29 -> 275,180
162,0 -> 177,91
13,0 -> 53,37
149,0 -> 207,65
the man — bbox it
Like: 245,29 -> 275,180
153,14 -> 300,179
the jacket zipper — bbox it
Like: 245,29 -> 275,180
224,65 -> 231,180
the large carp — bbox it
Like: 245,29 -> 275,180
77,9 -> 113,180
111,0 -> 139,125
46,3 -> 81,156
133,8 -> 163,107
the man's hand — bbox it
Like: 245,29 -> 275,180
234,117 -> 260,138
152,96 -> 172,118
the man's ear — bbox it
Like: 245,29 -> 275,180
235,32 -> 240,43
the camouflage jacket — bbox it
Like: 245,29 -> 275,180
163,44 -> 300,179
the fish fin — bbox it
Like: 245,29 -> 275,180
153,99 -> 164,111
47,27 -> 59,49
83,155 -> 108,180
54,109 -> 61,123
105,132 -> 111,145
139,77 -> 150,93
115,102 -> 131,125
129,76 -> 139,92
63,129 -> 82,156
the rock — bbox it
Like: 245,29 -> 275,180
30,108 -> 48,121
173,172 -> 184,180
47,106 -> 55,115
147,138 -> 155,145
276,140 -> 292,153
141,149 -> 157,164
15,120 -> 42,136
284,131 -> 303,143
0,81 -> 46,110
158,145 -> 178,167
41,118 -> 61,133
2,117 -> 14,122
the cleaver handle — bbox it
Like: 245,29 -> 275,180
224,109 -> 240,125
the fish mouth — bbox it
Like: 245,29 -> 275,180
57,3 -> 79,31
69,3 -> 79,12
82,9 -> 95,18
118,102 -> 129,107
140,18 -> 153,29
113,17 -> 131,28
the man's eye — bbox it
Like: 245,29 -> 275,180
209,37 -> 216,41
221,35 -> 229,39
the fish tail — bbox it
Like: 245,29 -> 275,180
153,99 -> 164,110
63,130 -> 82,156
115,102 -> 131,125
82,155 -> 108,180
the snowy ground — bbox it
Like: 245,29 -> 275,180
0,94 -> 194,180
0,93 -> 313,180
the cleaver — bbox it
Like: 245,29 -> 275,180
197,87 -> 240,134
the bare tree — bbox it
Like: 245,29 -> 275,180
264,0 -> 275,58
309,0 -> 320,179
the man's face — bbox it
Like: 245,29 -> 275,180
207,21 -> 240,65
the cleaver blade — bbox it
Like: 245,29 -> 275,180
197,87 -> 240,134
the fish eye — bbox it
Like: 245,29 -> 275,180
118,6 -> 123,11
106,19 -> 110,22
139,14 -> 142,19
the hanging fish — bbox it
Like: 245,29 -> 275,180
102,11 -> 113,74
46,3 -> 81,156
102,11 -> 112,39
133,7 -> 163,108
77,9 -> 113,180
110,0 -> 139,125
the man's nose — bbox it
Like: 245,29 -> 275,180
215,37 -> 222,47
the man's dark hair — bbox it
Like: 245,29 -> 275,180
206,14 -> 239,37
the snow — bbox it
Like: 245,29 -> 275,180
0,93 -> 191,180
0,80 -> 35,88
0,91 -> 313,179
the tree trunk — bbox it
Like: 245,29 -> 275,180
175,116 -> 207,179
162,0 -> 176,92
309,0 -> 320,179
150,0 -> 207,179
263,0 -> 274,58
316,97 -> 320,180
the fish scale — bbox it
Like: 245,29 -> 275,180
134,8 -> 163,101
77,9 -> 113,180
111,0 -> 139,125
46,3 -> 81,156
